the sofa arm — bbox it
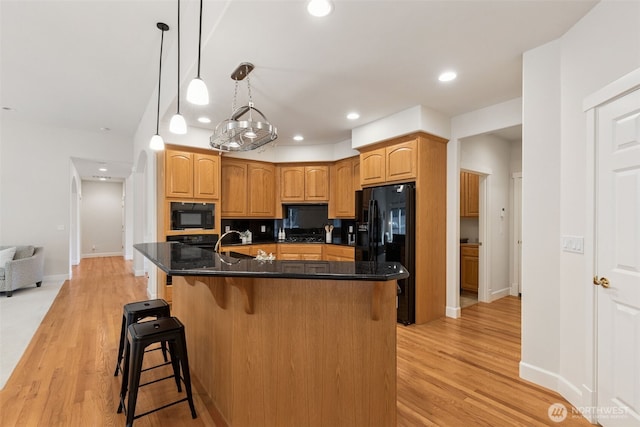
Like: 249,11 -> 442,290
5,247 -> 45,288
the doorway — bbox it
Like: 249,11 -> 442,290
592,84 -> 640,426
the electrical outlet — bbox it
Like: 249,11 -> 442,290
261,225 -> 266,233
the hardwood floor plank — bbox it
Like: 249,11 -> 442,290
0,258 -> 591,426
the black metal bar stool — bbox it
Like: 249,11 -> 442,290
117,316 -> 197,426
114,299 -> 171,376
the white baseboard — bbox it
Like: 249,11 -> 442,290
133,269 -> 146,277
510,282 -> 520,296
519,361 -> 594,422
81,252 -> 123,258
446,305 -> 461,318
491,287 -> 511,301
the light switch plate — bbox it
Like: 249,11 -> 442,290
561,235 -> 584,254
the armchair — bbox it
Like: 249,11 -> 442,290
0,246 -> 44,297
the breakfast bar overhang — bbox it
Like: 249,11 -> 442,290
135,242 -> 408,427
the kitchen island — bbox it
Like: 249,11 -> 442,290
135,242 -> 408,427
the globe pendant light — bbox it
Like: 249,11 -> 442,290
186,0 -> 209,105
170,0 -> 187,134
150,22 -> 169,151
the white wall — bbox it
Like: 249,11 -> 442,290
80,180 -> 123,257
0,118 -> 133,280
521,0 -> 640,416
460,134 -> 512,299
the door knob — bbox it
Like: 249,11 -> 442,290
593,276 -> 610,288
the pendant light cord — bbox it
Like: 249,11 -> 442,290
156,27 -> 166,135
197,0 -> 203,78
176,0 -> 181,114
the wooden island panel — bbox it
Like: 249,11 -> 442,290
172,275 -> 397,427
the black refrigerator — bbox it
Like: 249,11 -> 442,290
355,183 -> 415,325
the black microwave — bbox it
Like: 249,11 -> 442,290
171,209 -> 214,230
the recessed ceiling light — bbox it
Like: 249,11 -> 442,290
99,177 -> 107,181
293,135 -> 304,141
100,127 -> 111,131
197,117 -> 211,124
99,167 -> 108,172
307,0 -> 333,17
438,71 -> 457,82
347,112 -> 360,120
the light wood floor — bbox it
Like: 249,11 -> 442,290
0,257 -> 591,426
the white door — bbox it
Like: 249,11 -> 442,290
596,87 -> 640,426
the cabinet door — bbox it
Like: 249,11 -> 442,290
280,166 -> 305,201
304,166 -> 329,201
247,162 -> 276,217
460,172 -> 480,217
165,150 -> 193,198
194,153 -> 220,199
330,159 -> 355,217
353,158 -> 361,191
221,161 -> 248,216
386,140 -> 417,182
460,246 -> 479,292
360,148 -> 386,185
465,172 -> 480,217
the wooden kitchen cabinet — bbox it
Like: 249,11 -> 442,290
221,159 -> 247,216
360,147 -> 386,185
165,148 -> 220,199
277,243 -> 323,260
360,138 -> 417,186
305,165 -> 329,201
222,159 -> 276,217
220,243 -> 277,257
460,245 -> 479,292
460,171 -> 479,217
247,162 -> 276,217
279,165 -> 329,202
324,244 -> 355,261
329,156 -> 358,218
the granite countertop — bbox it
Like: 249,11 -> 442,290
135,242 -> 408,281
221,239 -> 355,247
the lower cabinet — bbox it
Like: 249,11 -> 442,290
217,243 -> 354,262
277,243 -> 323,261
324,244 -> 355,261
460,245 -> 479,292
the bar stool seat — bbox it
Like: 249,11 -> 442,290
114,299 -> 171,377
117,316 -> 197,427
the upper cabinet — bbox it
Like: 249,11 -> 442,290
279,165 -> 329,202
165,148 -> 220,200
221,158 -> 276,218
221,159 -> 247,217
329,156 -> 358,218
360,139 -> 417,186
247,162 -> 276,217
460,171 -> 479,217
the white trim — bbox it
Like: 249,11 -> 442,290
81,252 -> 123,258
583,66 -> 640,111
446,306 -> 461,318
490,287 -> 510,300
133,268 -> 146,277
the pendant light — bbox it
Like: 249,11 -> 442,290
186,0 -> 209,105
169,0 -> 187,134
150,22 -> 169,151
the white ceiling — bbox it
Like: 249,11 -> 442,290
1,0 -> 597,181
